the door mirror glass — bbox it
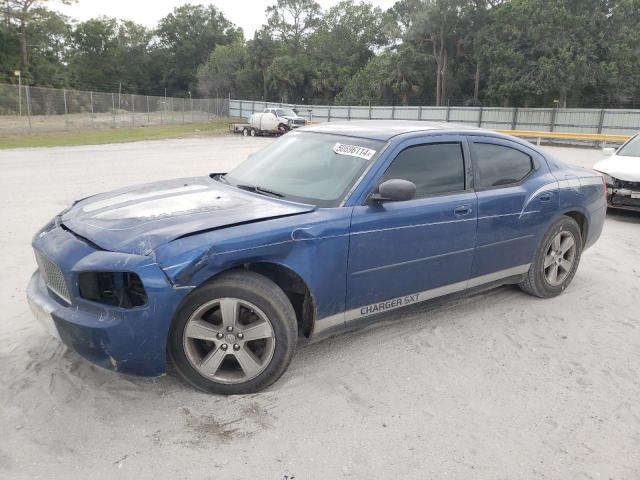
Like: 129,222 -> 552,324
371,179 -> 417,203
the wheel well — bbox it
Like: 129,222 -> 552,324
564,210 -> 588,247
245,263 -> 314,338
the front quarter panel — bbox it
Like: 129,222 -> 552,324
154,208 -> 353,327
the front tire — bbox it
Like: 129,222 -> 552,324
519,216 -> 583,298
277,123 -> 290,134
169,270 -> 298,394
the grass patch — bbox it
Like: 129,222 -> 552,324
0,120 -> 233,149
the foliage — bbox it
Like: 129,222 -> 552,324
1,0 -> 640,107
155,4 -> 243,94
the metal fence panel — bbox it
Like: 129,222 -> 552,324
420,107 -> 448,121
448,107 -> 478,124
228,98 -> 640,146
349,106 -> 370,119
515,109 -> 553,131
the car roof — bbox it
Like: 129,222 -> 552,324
300,120 -> 492,141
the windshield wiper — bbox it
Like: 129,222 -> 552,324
235,184 -> 285,198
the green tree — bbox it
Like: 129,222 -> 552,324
476,0 -> 610,107
266,0 -> 321,53
5,0 -> 74,74
23,7 -> 70,87
309,1 -> 386,102
247,27 -> 278,100
197,42 -> 259,98
266,54 -> 314,102
0,25 -> 21,84
155,4 -> 242,94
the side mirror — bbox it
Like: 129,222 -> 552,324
602,147 -> 616,155
370,179 -> 417,203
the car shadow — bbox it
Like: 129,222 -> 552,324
606,208 -> 640,224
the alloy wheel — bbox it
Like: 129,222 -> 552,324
182,298 -> 275,384
543,230 -> 577,286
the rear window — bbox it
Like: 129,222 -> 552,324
473,143 -> 533,188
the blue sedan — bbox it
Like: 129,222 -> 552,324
27,121 -> 607,394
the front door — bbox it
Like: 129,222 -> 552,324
346,137 -> 477,321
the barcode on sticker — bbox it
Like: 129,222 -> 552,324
333,143 -> 376,160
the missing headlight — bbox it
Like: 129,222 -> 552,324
78,272 -> 148,308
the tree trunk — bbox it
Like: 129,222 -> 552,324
5,0 -> 11,29
441,47 -> 448,106
435,67 -> 441,106
20,17 -> 28,70
474,63 -> 480,105
262,69 -> 268,100
432,39 -> 441,106
559,87 -> 567,108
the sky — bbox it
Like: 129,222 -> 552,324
54,0 -> 398,38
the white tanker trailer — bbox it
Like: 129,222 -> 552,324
229,108 -> 308,136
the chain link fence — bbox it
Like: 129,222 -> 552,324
0,83 -> 229,134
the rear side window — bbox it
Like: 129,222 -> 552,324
473,143 -> 533,188
380,143 -> 465,197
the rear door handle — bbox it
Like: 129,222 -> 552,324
539,193 -> 552,202
454,205 -> 472,216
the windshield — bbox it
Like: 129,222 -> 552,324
224,131 -> 384,207
617,135 -> 640,157
276,108 -> 297,117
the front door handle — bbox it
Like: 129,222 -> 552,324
454,205 -> 472,216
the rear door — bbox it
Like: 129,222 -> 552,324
468,136 -> 558,282
346,136 -> 477,319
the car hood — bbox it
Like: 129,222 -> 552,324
61,176 -> 315,255
593,155 -> 640,182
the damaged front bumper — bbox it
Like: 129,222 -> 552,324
28,225 -> 193,376
607,187 -> 640,212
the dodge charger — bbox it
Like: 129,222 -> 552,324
27,121 -> 607,394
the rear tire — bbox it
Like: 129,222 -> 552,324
519,216 -> 583,298
169,270 -> 298,395
250,128 -> 257,137
242,127 -> 249,136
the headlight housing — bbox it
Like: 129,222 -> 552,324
600,173 -> 615,186
78,271 -> 147,308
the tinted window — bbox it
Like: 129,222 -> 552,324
380,143 -> 465,197
473,143 -> 533,187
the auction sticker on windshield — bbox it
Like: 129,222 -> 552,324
333,143 -> 377,160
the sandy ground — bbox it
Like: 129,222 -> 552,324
1,136 -> 639,480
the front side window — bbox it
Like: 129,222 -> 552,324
473,143 -> 534,188
379,143 -> 466,198
275,108 -> 296,117
224,131 -> 384,207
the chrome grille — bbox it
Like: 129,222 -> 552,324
35,251 -> 71,303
